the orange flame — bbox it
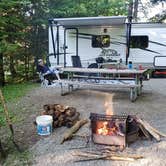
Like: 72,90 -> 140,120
104,94 -> 114,115
96,93 -> 116,136
97,121 -> 109,135
96,121 -> 118,136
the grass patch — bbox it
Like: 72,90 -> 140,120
2,150 -> 33,166
0,82 -> 38,126
0,82 -> 38,165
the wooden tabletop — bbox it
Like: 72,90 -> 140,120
61,67 -> 148,74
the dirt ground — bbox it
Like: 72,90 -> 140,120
1,79 -> 166,166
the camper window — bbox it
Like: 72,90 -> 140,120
92,35 -> 110,48
130,35 -> 148,49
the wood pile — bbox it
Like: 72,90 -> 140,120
135,116 -> 166,141
42,104 -> 80,128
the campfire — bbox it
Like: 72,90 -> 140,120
38,95 -> 165,148
35,97 -> 166,163
89,94 -> 165,147
90,113 -> 139,147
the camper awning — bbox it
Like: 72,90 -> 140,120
51,16 -> 127,27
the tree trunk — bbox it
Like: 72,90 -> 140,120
9,56 -> 17,78
0,53 -> 5,86
24,55 -> 28,80
128,1 -> 133,18
133,0 -> 139,22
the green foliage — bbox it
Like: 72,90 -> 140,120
23,0 -> 49,67
0,0 -> 165,86
48,0 -> 128,17
0,82 -> 38,126
0,0 -> 28,83
3,0 -> 159,85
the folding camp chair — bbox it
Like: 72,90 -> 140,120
71,56 -> 82,68
70,56 -> 99,81
38,72 -> 49,87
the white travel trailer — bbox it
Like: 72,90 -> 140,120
129,23 -> 166,69
48,16 -> 166,75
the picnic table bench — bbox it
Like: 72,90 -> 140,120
52,67 -> 149,102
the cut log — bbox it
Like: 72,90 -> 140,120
136,118 -> 160,141
60,119 -> 88,144
43,104 -> 54,111
140,119 -> 166,138
65,121 -> 76,128
107,155 -> 143,161
43,104 -> 50,111
58,114 -> 67,127
54,104 -> 65,112
152,129 -> 166,138
137,124 -> 152,139
47,109 -> 54,116
72,134 -> 89,138
66,112 -> 80,122
53,110 -> 61,119
74,151 -> 143,162
42,104 -> 80,128
65,107 -> 76,117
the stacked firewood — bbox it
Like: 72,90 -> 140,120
42,104 -> 80,128
135,116 -> 166,141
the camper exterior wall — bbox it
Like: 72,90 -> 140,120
48,25 -> 126,67
68,25 -> 126,67
129,23 -> 166,68
48,20 -> 166,69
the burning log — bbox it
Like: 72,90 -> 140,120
60,119 -> 88,144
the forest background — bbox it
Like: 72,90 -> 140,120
0,0 -> 166,86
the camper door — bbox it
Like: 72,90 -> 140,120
64,28 -> 78,67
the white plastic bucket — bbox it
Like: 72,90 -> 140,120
36,115 -> 53,136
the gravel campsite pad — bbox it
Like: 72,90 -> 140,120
2,79 -> 166,166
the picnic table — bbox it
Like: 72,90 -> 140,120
55,67 -> 149,102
